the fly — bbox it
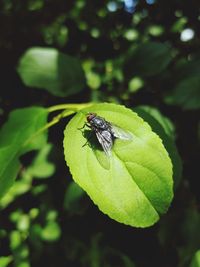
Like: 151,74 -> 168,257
80,113 -> 132,156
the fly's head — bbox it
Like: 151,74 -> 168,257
86,112 -> 97,123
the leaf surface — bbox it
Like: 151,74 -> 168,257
190,251 -> 200,267
0,107 -> 48,199
134,105 -> 182,189
17,47 -> 86,97
165,76 -> 200,110
63,103 -> 173,227
124,42 -> 173,77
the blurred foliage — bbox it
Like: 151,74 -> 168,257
17,47 -> 86,97
0,0 -> 200,266
0,107 -> 48,199
190,250 -> 200,267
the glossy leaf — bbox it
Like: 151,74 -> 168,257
63,103 -> 173,227
17,47 -> 86,97
0,107 -> 48,199
134,105 -> 182,189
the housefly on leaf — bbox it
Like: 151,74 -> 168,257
80,113 -> 132,156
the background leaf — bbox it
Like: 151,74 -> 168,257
134,106 -> 175,139
124,42 -> 173,77
190,250 -> 200,267
165,56 -> 200,110
27,143 -> 55,179
0,146 -> 20,200
165,76 -> 200,110
0,107 -> 48,199
63,181 -> 86,215
134,105 -> 182,188
63,103 -> 173,227
0,107 -> 48,153
17,47 -> 86,97
0,256 -> 13,267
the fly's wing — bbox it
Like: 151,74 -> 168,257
95,130 -> 113,156
111,124 -> 132,140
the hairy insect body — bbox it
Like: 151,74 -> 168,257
83,113 -> 132,156
87,114 -> 114,155
89,117 -> 112,133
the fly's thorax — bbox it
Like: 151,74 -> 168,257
91,116 -> 109,130
83,112 -> 132,156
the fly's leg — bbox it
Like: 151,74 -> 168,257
77,122 -> 91,130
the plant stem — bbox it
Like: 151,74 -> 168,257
23,109 -> 75,147
24,102 -> 93,147
47,102 -> 92,113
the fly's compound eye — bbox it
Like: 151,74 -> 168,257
86,113 -> 96,122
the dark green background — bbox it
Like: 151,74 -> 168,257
0,0 -> 200,266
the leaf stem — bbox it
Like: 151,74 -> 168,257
24,102 -> 93,147
47,102 -> 92,113
23,109 -> 75,147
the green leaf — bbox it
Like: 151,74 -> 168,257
124,42 -> 173,77
178,206 -> 200,266
10,230 -> 22,250
165,76 -> 200,110
63,103 -> 173,227
165,56 -> 200,110
0,146 -> 20,200
0,256 -> 13,267
135,106 -> 175,139
171,17 -> 187,33
134,105 -> 182,189
104,247 -> 136,267
0,169 -> 32,209
190,250 -> 200,267
63,181 -> 85,214
0,107 -> 48,152
0,107 -> 48,199
27,143 -> 55,179
41,222 -> 61,242
173,57 -> 200,82
17,47 -> 86,97
17,214 -> 30,231
128,77 -> 144,93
